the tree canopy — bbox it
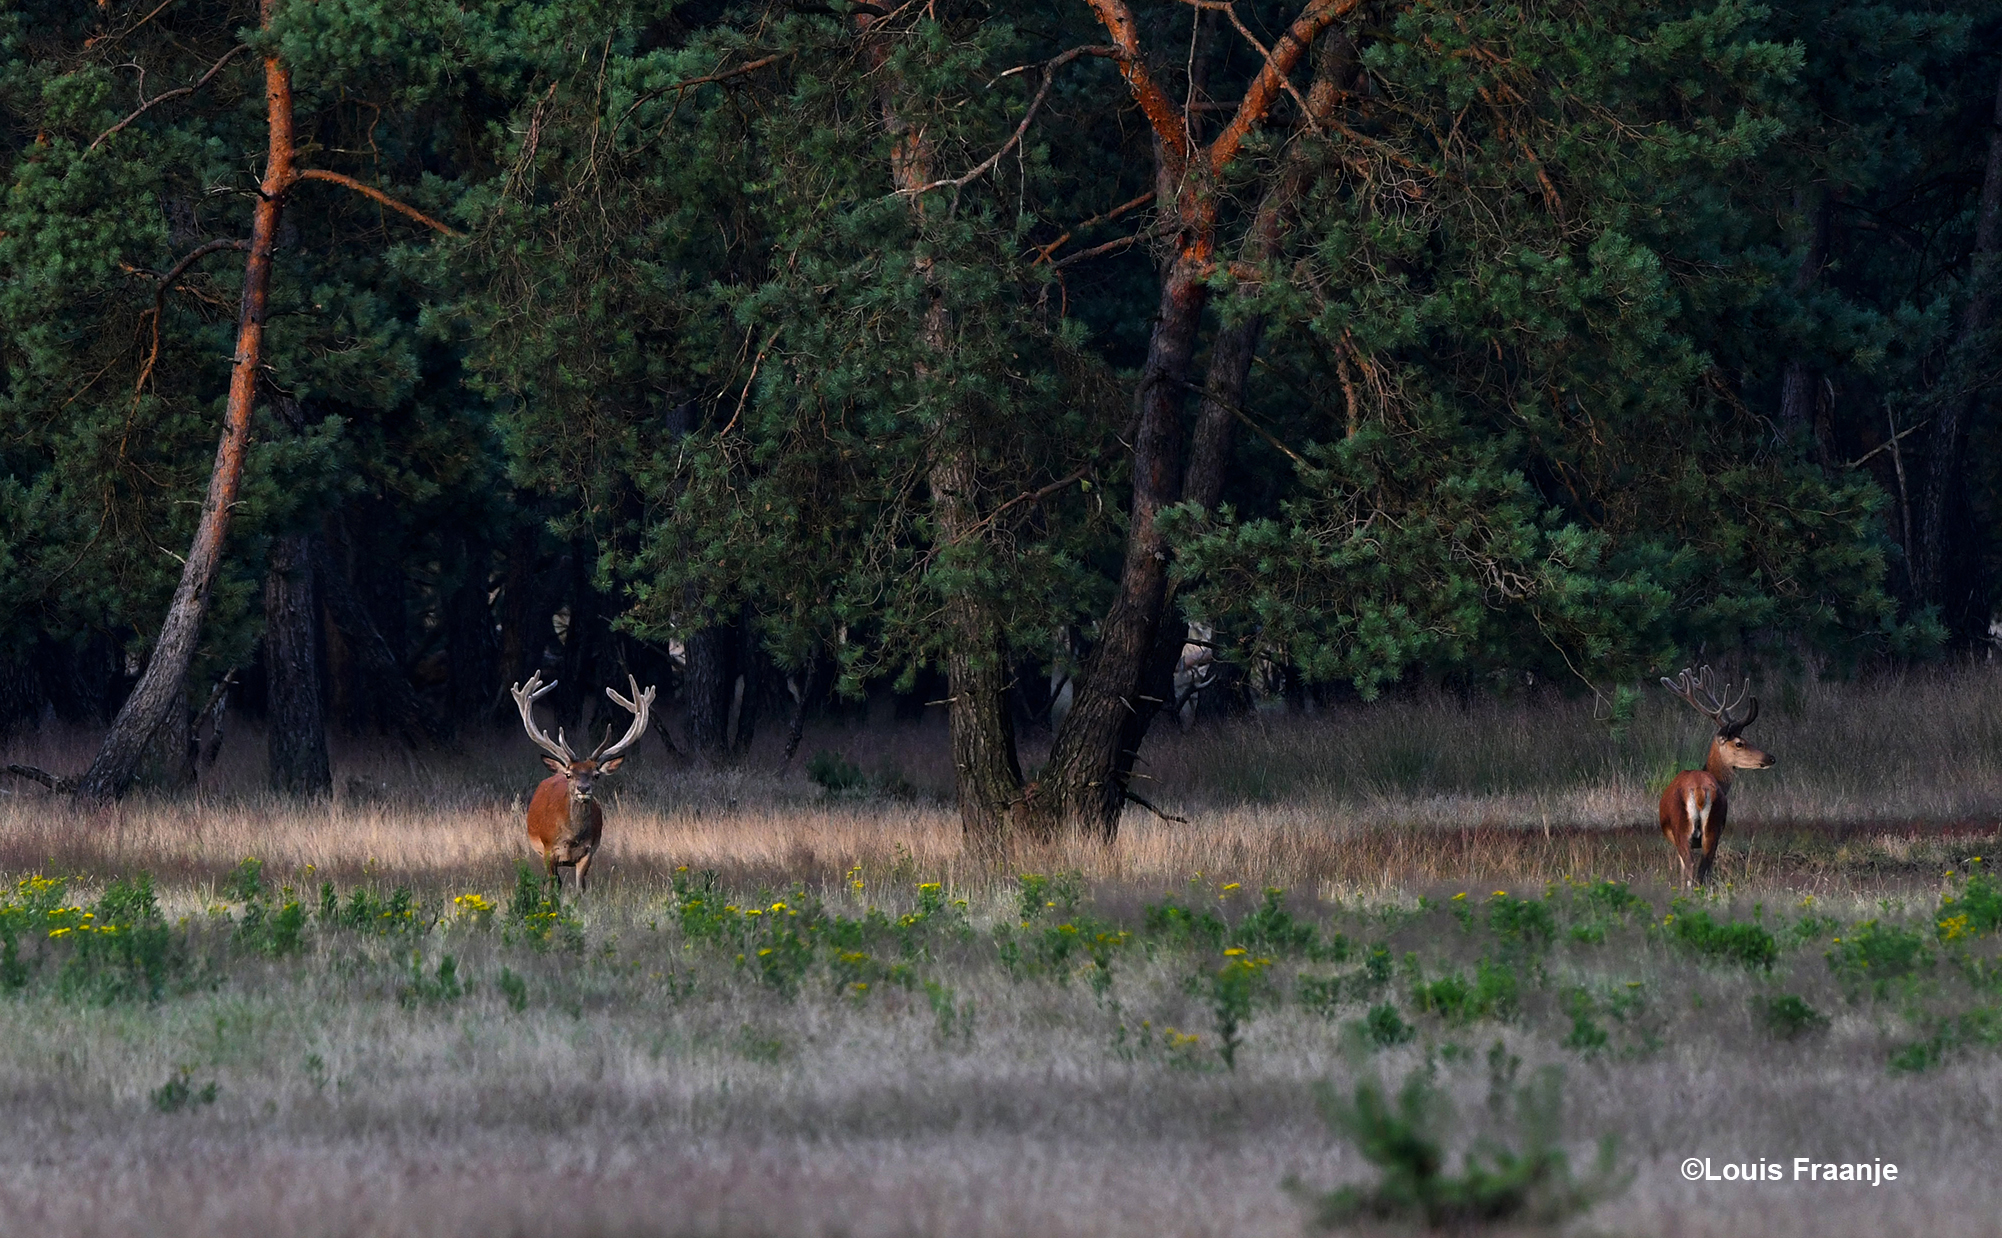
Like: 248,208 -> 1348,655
1,0 -> 1996,832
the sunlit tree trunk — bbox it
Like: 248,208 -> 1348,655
78,4 -> 293,800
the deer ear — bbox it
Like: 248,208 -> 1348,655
542,756 -> 566,774
598,757 -> 623,774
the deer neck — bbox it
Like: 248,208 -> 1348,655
564,795 -> 596,839
1704,741 -> 1737,791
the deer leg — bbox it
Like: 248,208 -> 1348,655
1693,793 -> 1727,886
574,851 -> 592,895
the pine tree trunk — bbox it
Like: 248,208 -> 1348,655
78,14 -> 293,801
863,11 -> 1026,844
683,617 -> 737,759
1778,190 -> 1831,431
265,531 -> 330,795
1036,9 -> 1352,839
1034,255 -> 1204,839
733,615 -> 764,754
314,540 -> 435,745
1914,64 -> 2002,623
445,535 -> 494,733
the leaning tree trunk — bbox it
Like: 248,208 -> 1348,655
77,18 -> 294,801
1035,0 -> 1353,840
1914,62 -> 2002,623
265,531 -> 330,795
1034,253 -> 1204,839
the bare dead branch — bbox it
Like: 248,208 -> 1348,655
896,46 -> 1117,197
1051,230 -> 1148,270
4,765 -> 76,794
87,44 -> 249,154
1124,789 -> 1189,824
132,238 -> 250,399
1031,190 -> 1154,265
293,169 -> 461,236
947,463 -> 1095,547
1176,0 -> 1324,138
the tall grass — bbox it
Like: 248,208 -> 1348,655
1,662 -> 1997,901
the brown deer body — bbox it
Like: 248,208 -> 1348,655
1658,666 -> 1774,886
511,672 -> 655,894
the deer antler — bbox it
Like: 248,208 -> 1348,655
1660,664 -> 1754,734
510,671 -> 574,763
589,674 -> 657,762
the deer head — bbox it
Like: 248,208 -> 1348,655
1660,665 -> 1774,771
510,671 -> 656,803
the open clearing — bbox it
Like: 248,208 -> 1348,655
2,668 -> 2001,1237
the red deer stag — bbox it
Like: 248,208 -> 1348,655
510,671 -> 655,893
1658,666 -> 1774,887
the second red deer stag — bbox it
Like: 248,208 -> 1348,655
1658,666 -> 1774,887
511,671 -> 655,894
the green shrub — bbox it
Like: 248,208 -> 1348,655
151,1067 -> 218,1113
1827,921 -> 1930,994
1561,989 -> 1609,1053
1207,949 -> 1273,1069
805,750 -> 866,794
399,953 -> 463,1006
62,873 -> 179,1002
1299,1064 -> 1623,1230
1016,872 -> 1083,922
1754,994 -> 1830,1040
1142,899 -> 1226,949
222,857 -> 264,903
1357,1002 -> 1414,1048
1938,870 -> 2002,940
1487,893 -> 1556,951
1298,973 -> 1344,1015
1412,959 -> 1518,1024
497,966 -> 528,1012
1667,909 -> 1777,969
1231,887 -> 1319,957
1889,1007 -> 2002,1073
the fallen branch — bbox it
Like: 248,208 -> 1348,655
4,765 -> 76,794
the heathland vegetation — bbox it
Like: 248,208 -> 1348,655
2,668 -> 2002,1234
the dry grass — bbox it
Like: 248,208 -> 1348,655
0,664 -> 1998,1237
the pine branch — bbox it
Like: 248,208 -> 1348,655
87,44 -> 250,155
293,169 -> 461,236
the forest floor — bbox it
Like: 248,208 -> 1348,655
0,664 -> 2000,1236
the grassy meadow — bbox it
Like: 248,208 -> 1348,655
1,665 -> 2001,1236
